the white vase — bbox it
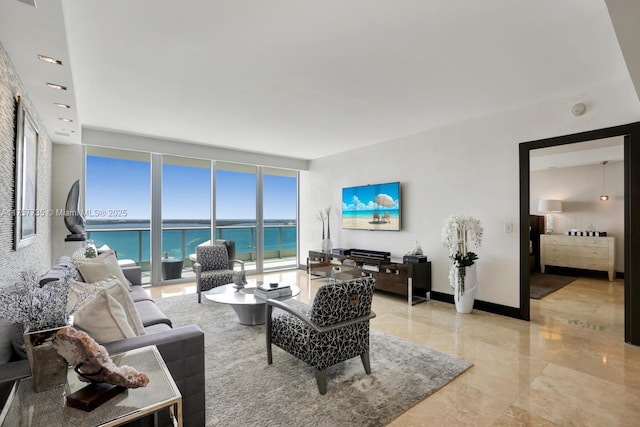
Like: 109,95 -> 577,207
321,238 -> 333,253
454,264 -> 478,314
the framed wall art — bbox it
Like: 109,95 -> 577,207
14,96 -> 39,250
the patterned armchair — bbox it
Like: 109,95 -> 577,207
193,241 -> 244,303
266,277 -> 376,394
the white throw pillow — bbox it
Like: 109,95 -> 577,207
73,250 -> 131,290
69,278 -> 145,344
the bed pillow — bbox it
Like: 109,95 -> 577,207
73,250 -> 131,290
69,278 -> 145,344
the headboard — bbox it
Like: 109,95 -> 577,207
529,215 -> 545,272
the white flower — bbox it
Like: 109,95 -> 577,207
441,215 -> 483,292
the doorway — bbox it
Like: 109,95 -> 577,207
519,122 -> 640,345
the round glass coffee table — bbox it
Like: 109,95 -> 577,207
204,282 -> 300,326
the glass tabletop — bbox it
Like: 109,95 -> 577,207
205,282 -> 300,305
0,345 -> 181,427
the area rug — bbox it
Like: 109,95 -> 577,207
530,272 -> 577,299
155,294 -> 472,426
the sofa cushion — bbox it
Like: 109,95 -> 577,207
73,251 -> 132,290
69,278 -> 145,344
130,285 -> 153,303
39,256 -> 82,286
143,323 -> 173,335
134,300 -> 172,328
0,319 -> 14,364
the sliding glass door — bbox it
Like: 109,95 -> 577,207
263,167 -> 297,270
161,156 -> 211,281
85,146 -> 151,282
215,162 -> 257,269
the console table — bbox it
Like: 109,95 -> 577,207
307,250 -> 431,305
540,234 -> 615,281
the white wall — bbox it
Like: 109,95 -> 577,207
300,78 -> 640,309
531,161 -> 624,273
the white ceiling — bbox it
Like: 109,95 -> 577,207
0,0 -> 636,161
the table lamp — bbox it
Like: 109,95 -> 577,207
538,199 -> 563,234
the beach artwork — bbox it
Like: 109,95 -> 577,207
342,182 -> 401,231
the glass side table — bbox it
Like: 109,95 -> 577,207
0,345 -> 182,427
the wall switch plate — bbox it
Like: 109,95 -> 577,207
504,222 -> 513,233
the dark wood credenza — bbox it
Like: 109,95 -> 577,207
307,250 -> 431,305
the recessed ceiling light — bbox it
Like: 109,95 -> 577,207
38,54 -> 62,65
59,118 -> 73,122
53,103 -> 70,109
47,82 -> 67,90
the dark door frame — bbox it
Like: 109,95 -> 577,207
519,121 -> 640,345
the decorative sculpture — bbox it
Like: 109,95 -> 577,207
64,179 -> 86,241
52,326 -> 149,388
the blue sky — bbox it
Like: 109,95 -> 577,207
86,156 -> 297,220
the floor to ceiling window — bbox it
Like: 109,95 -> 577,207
161,155 -> 211,281
85,148 -> 298,283
263,167 -> 297,270
215,162 -> 257,270
85,146 -> 151,281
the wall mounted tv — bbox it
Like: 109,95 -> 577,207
342,182 -> 401,231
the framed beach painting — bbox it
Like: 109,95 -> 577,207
14,96 -> 38,250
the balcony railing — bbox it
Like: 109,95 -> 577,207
86,225 -> 297,274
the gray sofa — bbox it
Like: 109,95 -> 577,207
0,258 -> 205,427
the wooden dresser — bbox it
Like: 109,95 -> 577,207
540,235 -> 615,281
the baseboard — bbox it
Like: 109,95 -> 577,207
430,291 -> 522,319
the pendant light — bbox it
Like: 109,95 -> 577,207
600,161 -> 609,201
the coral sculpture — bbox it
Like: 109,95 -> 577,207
53,326 -> 149,388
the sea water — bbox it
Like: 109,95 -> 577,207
86,220 -> 296,263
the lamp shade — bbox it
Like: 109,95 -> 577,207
538,199 -> 563,213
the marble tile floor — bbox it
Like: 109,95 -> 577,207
147,270 -> 640,426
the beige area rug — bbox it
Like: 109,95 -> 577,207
155,294 -> 472,427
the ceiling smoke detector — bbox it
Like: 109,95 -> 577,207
571,103 -> 587,117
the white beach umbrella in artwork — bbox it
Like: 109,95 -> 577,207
374,194 -> 394,207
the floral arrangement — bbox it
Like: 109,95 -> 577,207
441,215 -> 483,296
0,270 -> 89,333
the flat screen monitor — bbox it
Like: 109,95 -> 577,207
341,182 -> 401,231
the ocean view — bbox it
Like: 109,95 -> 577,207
86,219 -> 297,263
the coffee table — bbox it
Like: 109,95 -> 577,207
204,282 -> 300,326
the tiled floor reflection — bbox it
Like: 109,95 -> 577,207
149,271 -> 640,426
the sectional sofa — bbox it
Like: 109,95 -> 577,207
0,256 -> 205,427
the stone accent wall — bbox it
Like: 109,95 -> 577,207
0,42 -> 52,286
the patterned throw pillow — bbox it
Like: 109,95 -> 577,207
197,245 -> 229,270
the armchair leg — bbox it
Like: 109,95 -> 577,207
360,352 -> 371,374
314,369 -> 327,395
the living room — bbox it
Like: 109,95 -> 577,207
2,1 -> 640,425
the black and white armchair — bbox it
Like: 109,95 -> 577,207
265,276 -> 376,394
193,240 -> 244,303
